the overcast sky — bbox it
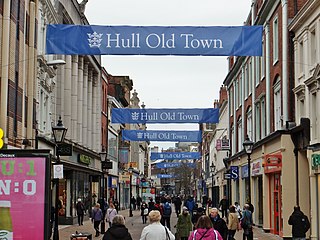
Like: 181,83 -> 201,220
85,0 -> 252,149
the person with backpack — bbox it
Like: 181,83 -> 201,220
162,201 -> 172,230
141,202 -> 149,224
240,204 -> 253,240
288,206 -> 310,240
184,196 -> 196,217
188,215 -> 223,240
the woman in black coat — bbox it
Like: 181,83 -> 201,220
103,215 -> 132,240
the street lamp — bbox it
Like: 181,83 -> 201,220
99,150 -> 107,234
243,136 -> 254,203
210,163 -> 216,208
128,166 -> 133,217
52,116 -> 68,240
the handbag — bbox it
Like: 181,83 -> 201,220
164,226 -> 170,240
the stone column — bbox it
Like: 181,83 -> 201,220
71,56 -> 78,141
92,74 -> 97,151
64,55 -> 72,139
77,57 -> 84,145
87,69 -> 93,149
82,62 -> 88,147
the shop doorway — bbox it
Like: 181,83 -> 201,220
273,173 -> 282,235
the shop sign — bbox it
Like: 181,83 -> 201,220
78,154 -> 92,165
312,154 -> 320,170
241,165 -> 249,178
216,139 -> 222,151
108,176 -> 118,188
53,164 -> 64,179
251,159 -> 263,176
230,166 -> 239,180
264,153 -> 282,173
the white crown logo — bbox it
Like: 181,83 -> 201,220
87,32 -> 103,48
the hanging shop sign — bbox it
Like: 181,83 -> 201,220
151,152 -> 200,160
0,150 -> 51,239
312,154 -> 320,170
241,165 -> 249,179
112,108 -> 219,124
122,130 -> 202,142
251,159 -> 263,176
46,25 -> 263,56
108,176 -> 118,188
230,166 -> 239,180
264,153 -> 282,174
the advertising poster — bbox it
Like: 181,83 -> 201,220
0,150 -> 50,239
142,188 -> 156,202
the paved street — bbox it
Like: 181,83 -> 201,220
60,208 -> 282,240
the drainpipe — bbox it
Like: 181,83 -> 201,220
289,31 -> 295,121
0,0 -> 11,142
282,0 -> 289,125
265,23 -> 271,134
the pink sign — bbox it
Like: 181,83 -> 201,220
0,157 -> 46,239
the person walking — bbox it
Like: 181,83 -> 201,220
240,204 -> 253,240
106,203 -> 118,228
76,198 -> 85,226
91,203 -> 103,237
188,215 -> 223,240
173,195 -> 182,217
139,210 -> 175,240
234,202 -> 242,219
218,196 -> 229,219
141,202 -> 149,224
176,207 -> 193,240
137,195 -> 142,210
288,206 -> 310,240
131,196 -> 137,211
162,201 -> 173,230
103,215 -> 133,240
184,196 -> 196,217
227,206 -> 239,240
209,208 -> 228,240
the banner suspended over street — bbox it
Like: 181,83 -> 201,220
122,130 -> 202,142
151,152 -> 201,160
46,24 -> 263,56
112,108 -> 219,124
156,162 -> 197,169
157,174 -> 175,179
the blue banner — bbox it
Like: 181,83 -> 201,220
112,108 -> 219,124
157,174 -> 175,179
46,24 -> 263,56
122,130 -> 202,142
156,162 -> 196,168
151,152 -> 200,160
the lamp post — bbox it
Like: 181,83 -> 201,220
128,166 -> 133,217
210,163 -> 216,208
243,136 -> 254,204
99,150 -> 107,234
52,116 -> 68,240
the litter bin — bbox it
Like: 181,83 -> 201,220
70,232 -> 92,240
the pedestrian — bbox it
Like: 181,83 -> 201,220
103,215 -> 133,240
137,195 -> 142,210
106,203 -> 118,228
288,206 -> 310,240
141,202 -> 149,224
176,206 -> 193,240
246,199 -> 254,214
188,215 -> 223,240
209,208 -> 228,240
76,198 -> 85,226
162,201 -> 172,230
173,195 -> 182,217
184,196 -> 196,217
218,196 -> 229,219
227,205 -> 239,240
139,210 -> 175,240
234,202 -> 242,219
148,198 -> 155,211
240,204 -> 253,240
192,206 -> 205,226
113,199 -> 119,211
207,198 -> 212,208
91,203 -> 103,237
131,196 -> 137,211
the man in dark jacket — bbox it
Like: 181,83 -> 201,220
218,196 -> 229,218
288,206 -> 310,240
173,195 -> 182,217
209,207 -> 228,240
103,215 -> 133,240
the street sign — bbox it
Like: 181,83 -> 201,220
224,173 -> 231,179
57,143 -> 72,156
230,166 -> 239,180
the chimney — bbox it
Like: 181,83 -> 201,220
219,85 -> 227,106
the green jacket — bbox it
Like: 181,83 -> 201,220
177,213 -> 193,237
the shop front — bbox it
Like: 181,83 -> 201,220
108,176 -> 118,202
264,153 -> 282,236
251,159 -> 263,226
